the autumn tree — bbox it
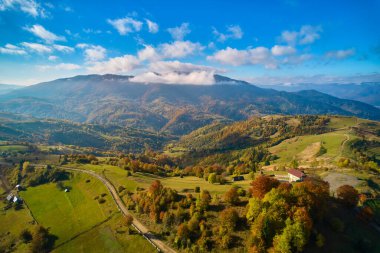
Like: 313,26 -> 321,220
208,173 -> 217,184
219,207 -> 239,230
123,214 -> 134,234
224,187 -> 240,205
336,185 -> 359,207
250,175 -> 280,199
30,226 -> 54,253
197,190 -> 211,211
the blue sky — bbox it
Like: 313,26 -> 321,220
0,0 -> 379,85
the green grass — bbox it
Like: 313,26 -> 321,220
0,201 -> 35,238
65,164 -> 138,191
327,116 -> 358,129
53,214 -> 155,253
132,173 -> 252,195
0,145 -> 29,152
20,173 -> 116,245
269,131 -> 349,165
66,163 -> 252,195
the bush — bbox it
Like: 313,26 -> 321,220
98,198 -> 106,204
100,193 -> 107,197
118,186 -> 126,193
20,229 -> 33,243
195,186 -> 200,193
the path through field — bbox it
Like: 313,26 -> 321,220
59,166 -> 176,253
339,134 -> 350,158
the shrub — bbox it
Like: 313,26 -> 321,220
20,229 -> 33,243
195,186 -> 200,193
98,198 -> 106,204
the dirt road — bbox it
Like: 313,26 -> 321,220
59,167 -> 176,253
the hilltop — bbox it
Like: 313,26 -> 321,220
0,74 -> 379,136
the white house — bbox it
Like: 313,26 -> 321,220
288,169 -> 305,182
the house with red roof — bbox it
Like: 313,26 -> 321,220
288,169 -> 306,182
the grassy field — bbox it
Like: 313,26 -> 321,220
327,116 -> 358,129
269,131 -> 349,165
53,214 -> 155,253
65,163 -> 252,195
66,164 -> 138,191
20,172 -> 116,245
0,145 -> 29,152
0,201 -> 35,252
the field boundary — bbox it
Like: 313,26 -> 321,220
53,213 -> 116,249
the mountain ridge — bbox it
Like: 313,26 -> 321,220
0,74 -> 379,136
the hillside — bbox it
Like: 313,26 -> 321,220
0,74 -> 379,136
0,113 -> 172,152
259,82 -> 380,107
0,84 -> 20,95
168,115 -> 380,168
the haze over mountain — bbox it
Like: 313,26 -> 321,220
0,74 -> 379,136
0,84 -> 20,95
259,82 -> 380,107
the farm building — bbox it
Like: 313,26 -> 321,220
6,194 -> 13,202
232,175 -> 244,181
288,169 -> 305,182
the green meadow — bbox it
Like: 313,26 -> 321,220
269,131 -> 350,165
67,163 -> 252,195
0,145 -> 29,152
20,172 -> 116,245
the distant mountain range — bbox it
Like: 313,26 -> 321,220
258,82 -> 380,107
0,84 -> 21,95
0,74 -> 379,136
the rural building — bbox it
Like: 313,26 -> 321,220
232,175 -> 244,181
6,194 -> 13,202
288,169 -> 305,182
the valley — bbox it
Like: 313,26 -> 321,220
1,113 -> 379,252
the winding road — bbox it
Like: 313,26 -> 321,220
58,166 -> 176,253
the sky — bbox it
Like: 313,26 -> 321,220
0,0 -> 379,85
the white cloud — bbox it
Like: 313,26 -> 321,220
325,49 -> 355,60
130,71 -> 215,85
159,40 -> 204,58
53,44 -> 74,53
76,44 -> 106,62
24,24 -> 65,43
130,61 -> 219,85
299,25 -> 322,44
137,45 -> 160,61
145,19 -> 159,33
21,42 -> 51,53
280,25 -> 322,45
282,54 -> 313,64
0,43 -> 27,55
87,55 -> 140,74
48,55 -> 58,61
208,46 -> 275,69
107,16 -> 143,35
213,25 -> 243,42
0,0 -> 46,17
37,63 -> 81,71
167,23 -> 190,41
148,60 -> 217,73
136,41 -> 204,62
271,45 -> 296,56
